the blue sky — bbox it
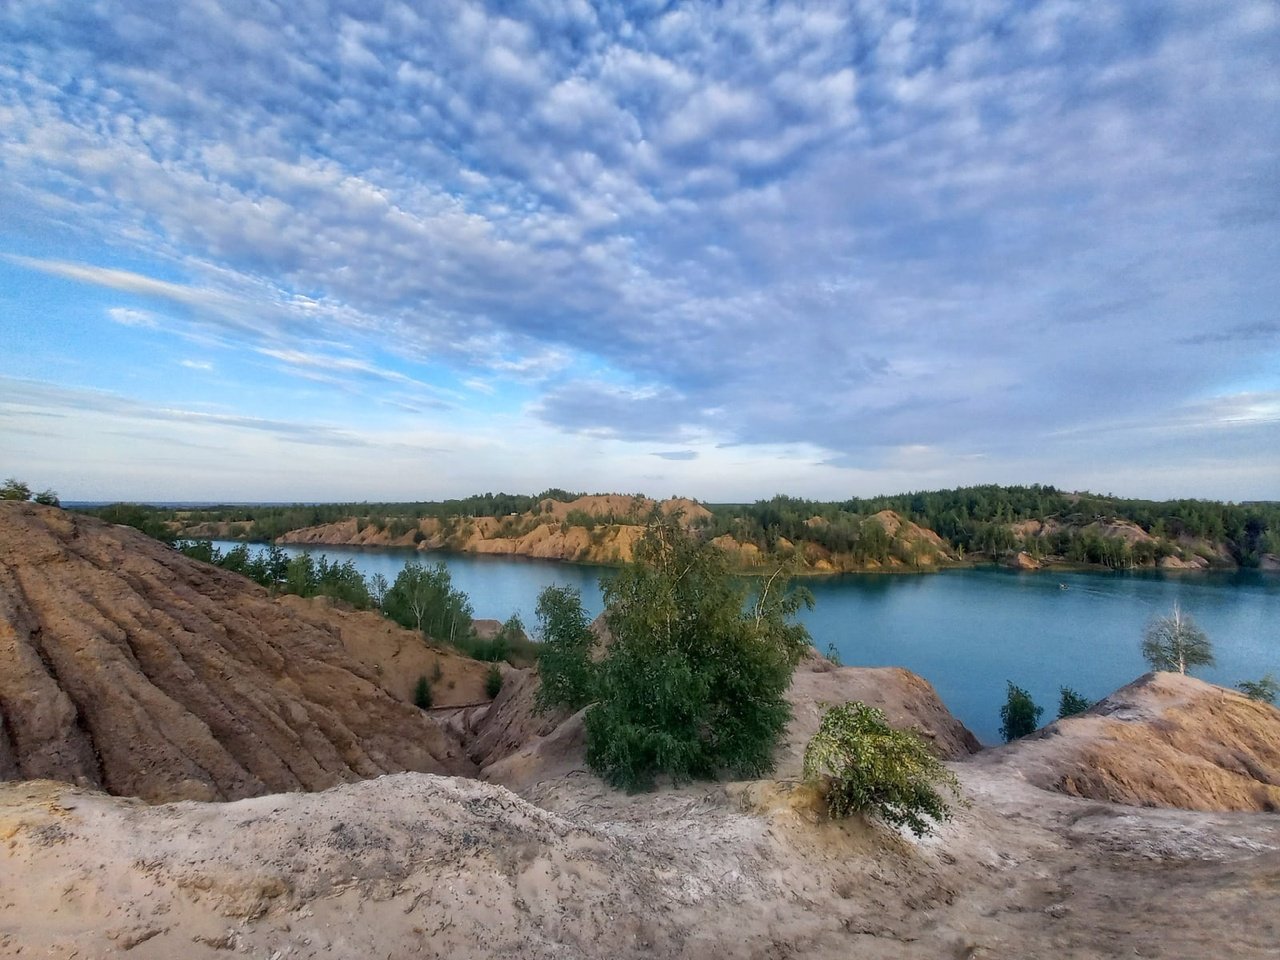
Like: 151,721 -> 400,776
1,0 -> 1277,502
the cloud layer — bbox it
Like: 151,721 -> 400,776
1,1 -> 1277,498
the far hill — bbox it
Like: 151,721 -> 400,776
104,484 -> 1280,574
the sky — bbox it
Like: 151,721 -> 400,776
1,0 -> 1277,504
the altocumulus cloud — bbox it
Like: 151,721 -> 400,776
0,1 -> 1277,498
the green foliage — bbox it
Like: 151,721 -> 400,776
1,478 -> 32,501
584,518 -> 812,791
1057,686 -> 1092,719
33,489 -> 59,506
825,642 -> 843,667
1141,602 -> 1214,675
535,585 -> 598,712
1237,674 -> 1278,705
92,503 -> 178,544
413,675 -> 433,709
279,553 -> 375,608
999,682 -> 1043,742
383,560 -> 474,642
179,541 -> 374,608
802,702 -> 960,837
485,664 -> 504,699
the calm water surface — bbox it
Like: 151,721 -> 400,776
215,542 -> 1279,745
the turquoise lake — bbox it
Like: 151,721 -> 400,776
214,542 -> 1279,745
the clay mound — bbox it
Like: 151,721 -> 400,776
0,502 -> 473,803
974,671 -> 1280,812
777,656 -> 982,778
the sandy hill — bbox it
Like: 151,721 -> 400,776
277,494 -> 713,564
0,501 -> 476,803
974,671 -> 1280,811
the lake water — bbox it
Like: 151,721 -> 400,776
214,541 -> 1279,745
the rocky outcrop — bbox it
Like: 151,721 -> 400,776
0,502 -> 473,803
973,672 -> 1280,812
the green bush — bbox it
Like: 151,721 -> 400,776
1237,674 -> 1278,704
485,664 -> 504,699
1057,686 -> 1092,719
999,682 -> 1042,742
413,675 -> 432,709
802,702 -> 960,837
583,517 -> 812,791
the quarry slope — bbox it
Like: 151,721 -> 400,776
4,502 -> 1280,958
0,501 -> 476,802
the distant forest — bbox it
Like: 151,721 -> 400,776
698,486 -> 1280,569
79,484 -> 1280,570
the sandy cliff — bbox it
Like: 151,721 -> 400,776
0,502 -> 473,802
973,671 -> 1280,811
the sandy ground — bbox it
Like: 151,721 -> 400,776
2,754 -> 1278,960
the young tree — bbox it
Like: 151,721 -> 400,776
1142,602 -> 1214,675
585,517 -> 812,790
999,682 -> 1042,742
803,701 -> 960,837
1057,686 -> 1092,719
1,478 -> 32,501
1237,674 -> 1278,705
383,560 -> 474,642
534,585 -> 597,713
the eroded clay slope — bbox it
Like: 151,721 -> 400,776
974,671 -> 1280,811
0,501 -> 473,802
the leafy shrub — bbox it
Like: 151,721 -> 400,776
413,675 -> 432,709
802,702 -> 960,837
485,664 -> 504,699
999,682 -> 1042,742
1057,686 -> 1092,719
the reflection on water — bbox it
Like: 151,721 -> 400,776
214,542 -> 1279,746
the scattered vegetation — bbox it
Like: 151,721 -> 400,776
1141,603 -> 1214,676
802,701 -> 960,837
999,682 -> 1043,742
1,478 -> 59,505
1237,674 -> 1278,705
1057,686 -> 1092,719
